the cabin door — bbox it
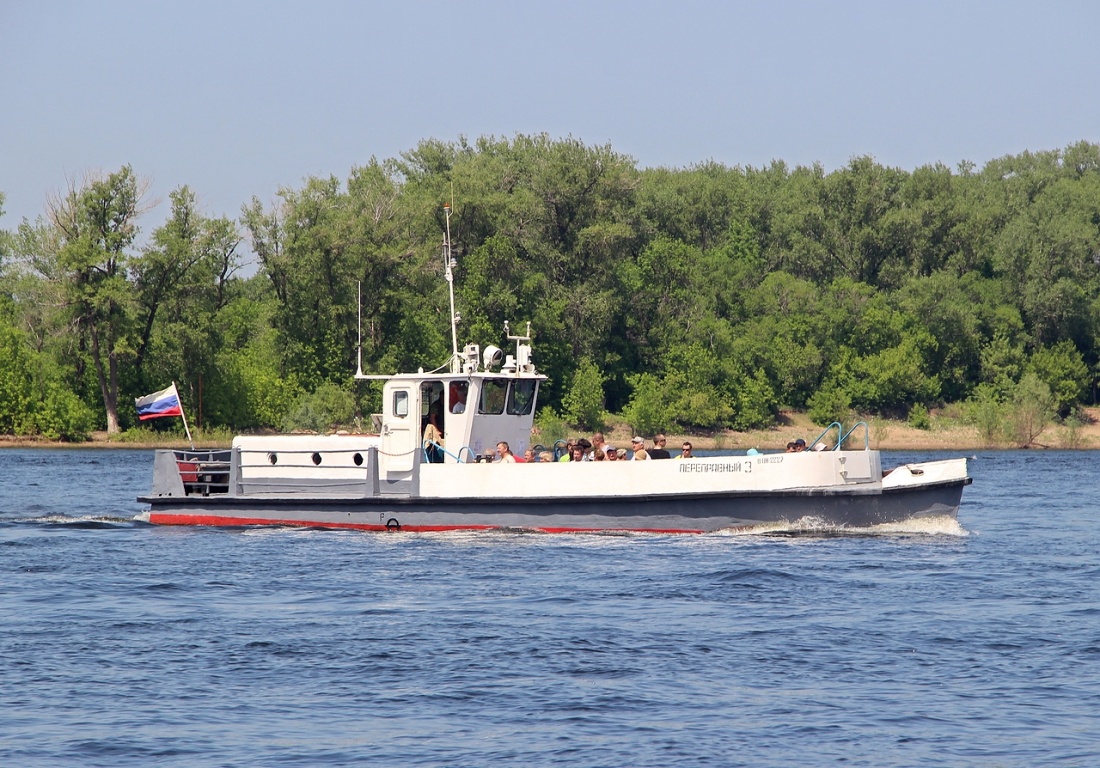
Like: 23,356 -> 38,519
381,384 -> 417,473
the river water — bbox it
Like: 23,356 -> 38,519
1,448 -> 1097,767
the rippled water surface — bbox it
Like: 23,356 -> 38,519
2,448 -> 1098,767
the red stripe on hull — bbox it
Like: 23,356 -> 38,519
533,526 -> 704,534
147,513 -> 704,534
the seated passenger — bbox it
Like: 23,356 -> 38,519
605,445 -> 619,461
589,432 -> 607,459
423,412 -> 444,463
523,447 -> 537,463
558,439 -> 576,461
538,451 -> 554,463
576,438 -> 593,461
496,441 -> 516,463
676,442 -> 693,459
647,434 -> 672,460
448,382 -> 468,413
630,436 -> 650,460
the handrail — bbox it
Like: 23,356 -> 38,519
423,439 -> 472,464
455,445 -> 477,463
840,421 -> 870,450
808,422 -> 842,451
553,439 -> 569,461
173,448 -> 230,460
234,446 -> 376,455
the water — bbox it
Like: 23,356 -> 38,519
1,448 -> 1098,767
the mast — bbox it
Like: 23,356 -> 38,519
355,281 -> 364,378
443,202 -> 460,372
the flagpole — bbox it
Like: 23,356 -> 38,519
174,381 -> 195,450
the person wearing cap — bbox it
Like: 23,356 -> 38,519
605,445 -> 619,461
630,436 -> 650,460
647,433 -> 672,459
794,438 -> 807,452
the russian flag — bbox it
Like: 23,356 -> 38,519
135,384 -> 183,421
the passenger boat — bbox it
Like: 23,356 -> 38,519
140,207 -> 971,533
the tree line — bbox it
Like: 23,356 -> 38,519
1,135 -> 1099,441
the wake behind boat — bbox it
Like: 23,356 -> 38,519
140,206 -> 971,533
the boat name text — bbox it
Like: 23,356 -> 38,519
679,456 -> 784,474
680,462 -> 745,473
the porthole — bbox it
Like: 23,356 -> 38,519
312,452 -> 322,465
268,453 -> 278,465
353,453 -> 364,466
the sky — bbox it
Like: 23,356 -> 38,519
2,0 -> 1099,234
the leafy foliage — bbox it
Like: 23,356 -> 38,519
0,318 -> 36,435
1008,372 -> 1056,447
561,357 -> 606,431
4,137 -> 1100,439
283,382 -> 355,433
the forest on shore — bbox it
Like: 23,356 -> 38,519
2,135 -> 1099,445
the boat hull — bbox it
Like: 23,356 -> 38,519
143,477 -> 969,533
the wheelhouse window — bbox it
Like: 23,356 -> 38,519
478,380 -> 508,414
506,380 -> 537,416
448,381 -> 468,414
421,381 -> 443,417
393,390 -> 409,418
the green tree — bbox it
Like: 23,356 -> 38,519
34,380 -> 96,441
1008,372 -> 1056,447
0,318 -> 36,434
284,382 -> 355,433
807,381 -> 853,427
133,187 -> 243,389
1028,340 -> 1088,415
561,357 -> 606,431
44,167 -> 146,433
622,373 -> 675,437
964,384 -> 1005,446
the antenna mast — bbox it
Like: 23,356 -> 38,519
355,281 -> 364,377
443,201 -> 460,372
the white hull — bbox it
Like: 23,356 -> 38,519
141,439 -> 970,533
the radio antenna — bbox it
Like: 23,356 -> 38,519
355,281 -> 364,377
443,199 -> 460,372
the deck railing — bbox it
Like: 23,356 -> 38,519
173,449 -> 231,496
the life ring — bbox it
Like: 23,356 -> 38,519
385,518 -> 401,531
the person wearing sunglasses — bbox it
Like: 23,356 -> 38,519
647,433 -> 672,460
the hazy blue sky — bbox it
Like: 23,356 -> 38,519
2,1 -> 1098,232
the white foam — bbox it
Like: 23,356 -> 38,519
14,513 -> 138,526
710,515 -> 969,538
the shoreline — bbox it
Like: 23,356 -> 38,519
3,408 -> 1097,451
